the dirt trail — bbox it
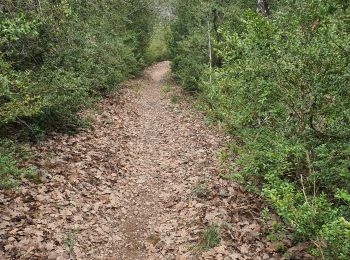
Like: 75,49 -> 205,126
1,62 -> 283,259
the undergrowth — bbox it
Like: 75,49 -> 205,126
0,0 -> 166,189
199,225 -> 221,250
168,0 -> 350,258
0,139 -> 37,189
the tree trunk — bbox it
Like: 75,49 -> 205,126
257,0 -> 270,16
208,19 -> 212,83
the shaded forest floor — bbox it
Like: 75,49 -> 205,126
0,62 -> 307,259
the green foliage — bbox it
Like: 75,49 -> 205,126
64,228 -> 79,251
146,22 -> 171,63
162,83 -> 172,93
321,218 -> 350,260
170,94 -> 179,104
193,180 -> 210,198
0,151 -> 21,189
168,0 -> 210,91
169,0 -> 350,258
0,0 -> 158,187
0,139 -> 35,188
0,0 -> 155,133
199,225 -> 221,250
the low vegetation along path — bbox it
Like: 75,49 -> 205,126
1,62 -> 283,259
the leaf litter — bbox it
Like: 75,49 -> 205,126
0,62 -> 310,259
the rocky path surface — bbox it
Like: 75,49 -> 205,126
0,62 -> 285,259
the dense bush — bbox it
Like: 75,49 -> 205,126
0,0 -> 154,131
0,0 -> 156,187
169,0 -> 350,258
168,0 -> 211,91
146,19 -> 171,63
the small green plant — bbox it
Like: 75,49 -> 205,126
276,242 -> 286,253
0,154 -> 21,189
199,225 -> 220,250
64,229 -> 78,250
218,148 -> 230,163
28,167 -> 41,183
262,207 -> 270,223
193,180 -> 210,198
0,139 -> 36,189
170,94 -> 179,104
162,83 -> 172,93
265,220 -> 289,253
133,83 -> 143,93
79,114 -> 95,128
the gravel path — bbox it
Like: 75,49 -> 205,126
1,62 -> 283,259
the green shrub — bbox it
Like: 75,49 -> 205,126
0,0 -> 155,133
322,218 -> 350,259
168,0 -> 212,91
0,139 -> 35,189
146,22 -> 171,63
0,0 -> 158,186
169,0 -> 350,258
199,225 -> 221,250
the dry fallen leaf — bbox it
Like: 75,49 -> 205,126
0,62 -> 293,260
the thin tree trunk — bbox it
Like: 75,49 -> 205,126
257,0 -> 270,17
208,19 -> 212,84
